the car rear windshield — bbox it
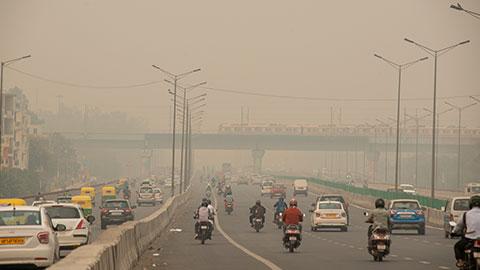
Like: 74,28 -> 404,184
45,206 -> 80,219
471,186 -> 480,193
104,201 -> 129,208
318,203 -> 342,210
262,181 -> 273,187
0,210 -> 42,226
392,201 -> 420,210
140,187 -> 153,193
453,199 -> 470,211
320,196 -> 345,203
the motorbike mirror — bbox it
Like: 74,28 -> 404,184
363,212 -> 369,217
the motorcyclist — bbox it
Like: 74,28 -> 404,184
194,201 -> 212,239
224,193 -> 234,208
273,197 -> 288,221
282,198 -> 303,241
452,195 -> 480,268
249,200 -> 266,226
223,185 -> 232,198
366,198 -> 389,238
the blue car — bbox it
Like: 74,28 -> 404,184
388,199 -> 426,235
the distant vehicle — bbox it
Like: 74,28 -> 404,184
399,184 -> 416,195
137,186 -> 156,206
316,194 -> 349,224
71,195 -> 93,216
237,176 -> 249,185
140,179 -> 154,187
100,199 -> 135,229
293,179 -> 308,196
0,198 -> 27,207
388,199 -> 426,235
465,182 -> 480,196
42,203 -> 95,251
0,205 -> 66,268
310,201 -> 348,232
80,187 -> 96,204
260,180 -> 274,196
441,196 -> 470,238
271,183 -> 287,198
32,200 -> 56,207
152,188 -> 164,204
56,195 -> 72,204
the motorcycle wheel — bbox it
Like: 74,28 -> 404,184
255,227 -> 260,232
378,256 -> 383,262
289,245 -> 294,253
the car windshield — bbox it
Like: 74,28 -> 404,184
318,203 -> 342,210
392,201 -> 420,210
453,199 -> 470,211
263,181 -> 273,187
0,210 -> 42,226
320,196 -> 345,203
104,201 -> 129,208
471,186 -> 480,193
45,206 -> 81,219
140,187 -> 153,193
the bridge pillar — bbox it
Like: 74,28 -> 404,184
251,149 -> 265,174
141,148 -> 152,177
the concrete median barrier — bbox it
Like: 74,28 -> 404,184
48,189 -> 191,270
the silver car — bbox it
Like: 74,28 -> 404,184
442,196 -> 470,238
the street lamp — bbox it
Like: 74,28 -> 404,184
444,101 -> 477,187
450,3 -> 480,20
404,38 -> 470,199
0,55 -> 31,166
374,53 -> 428,191
151,65 -> 201,196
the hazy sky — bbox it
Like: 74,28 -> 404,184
1,0 -> 479,132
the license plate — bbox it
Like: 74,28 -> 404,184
377,244 -> 386,251
255,219 -> 262,222
200,226 -> 208,229
473,252 -> 480,258
289,236 -> 297,241
399,215 -> 412,218
0,237 -> 25,245
111,212 -> 122,216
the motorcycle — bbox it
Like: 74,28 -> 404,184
198,221 -> 211,245
274,212 -> 283,229
253,217 -> 264,232
368,226 -> 391,261
283,224 -> 302,252
450,221 -> 480,270
225,202 -> 234,215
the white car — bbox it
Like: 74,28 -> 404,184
399,184 -> 416,195
42,204 -> 95,251
260,181 -> 274,196
32,200 -> 56,207
310,201 -> 348,232
153,188 -> 164,203
0,206 -> 66,268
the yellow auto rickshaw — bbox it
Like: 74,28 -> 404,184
101,186 -> 116,204
71,195 -> 93,216
0,198 -> 27,207
80,187 -> 96,205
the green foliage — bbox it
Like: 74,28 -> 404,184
0,168 -> 40,198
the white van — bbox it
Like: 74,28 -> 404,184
293,179 -> 308,196
465,182 -> 480,196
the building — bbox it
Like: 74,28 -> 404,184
1,88 -> 35,169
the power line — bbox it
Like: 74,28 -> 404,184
6,66 -> 163,89
7,66 -> 479,102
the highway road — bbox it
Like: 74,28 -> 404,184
134,182 -> 456,270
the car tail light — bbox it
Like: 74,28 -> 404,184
101,209 -> 109,214
76,219 -> 86,230
124,209 -> 131,213
389,210 -> 397,216
474,240 -> 480,248
37,231 -> 49,244
415,210 -> 424,216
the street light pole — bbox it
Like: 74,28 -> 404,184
444,101 -> 477,188
151,65 -> 201,197
374,53 -> 428,191
405,38 -> 470,199
0,55 -> 31,167
450,3 -> 480,20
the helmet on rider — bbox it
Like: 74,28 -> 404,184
207,199 -> 212,205
289,198 -> 297,207
375,198 -> 385,209
469,195 -> 480,209
202,198 -> 207,203
201,201 -> 208,207
255,200 -> 261,206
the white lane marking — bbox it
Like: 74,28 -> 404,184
391,254 -> 398,258
214,197 -> 282,270
404,257 -> 413,261
419,261 -> 431,265
438,266 -> 451,269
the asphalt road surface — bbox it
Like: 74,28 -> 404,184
134,182 -> 456,270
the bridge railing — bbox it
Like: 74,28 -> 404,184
279,175 -> 447,209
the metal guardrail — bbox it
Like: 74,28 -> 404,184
278,175 -> 447,209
